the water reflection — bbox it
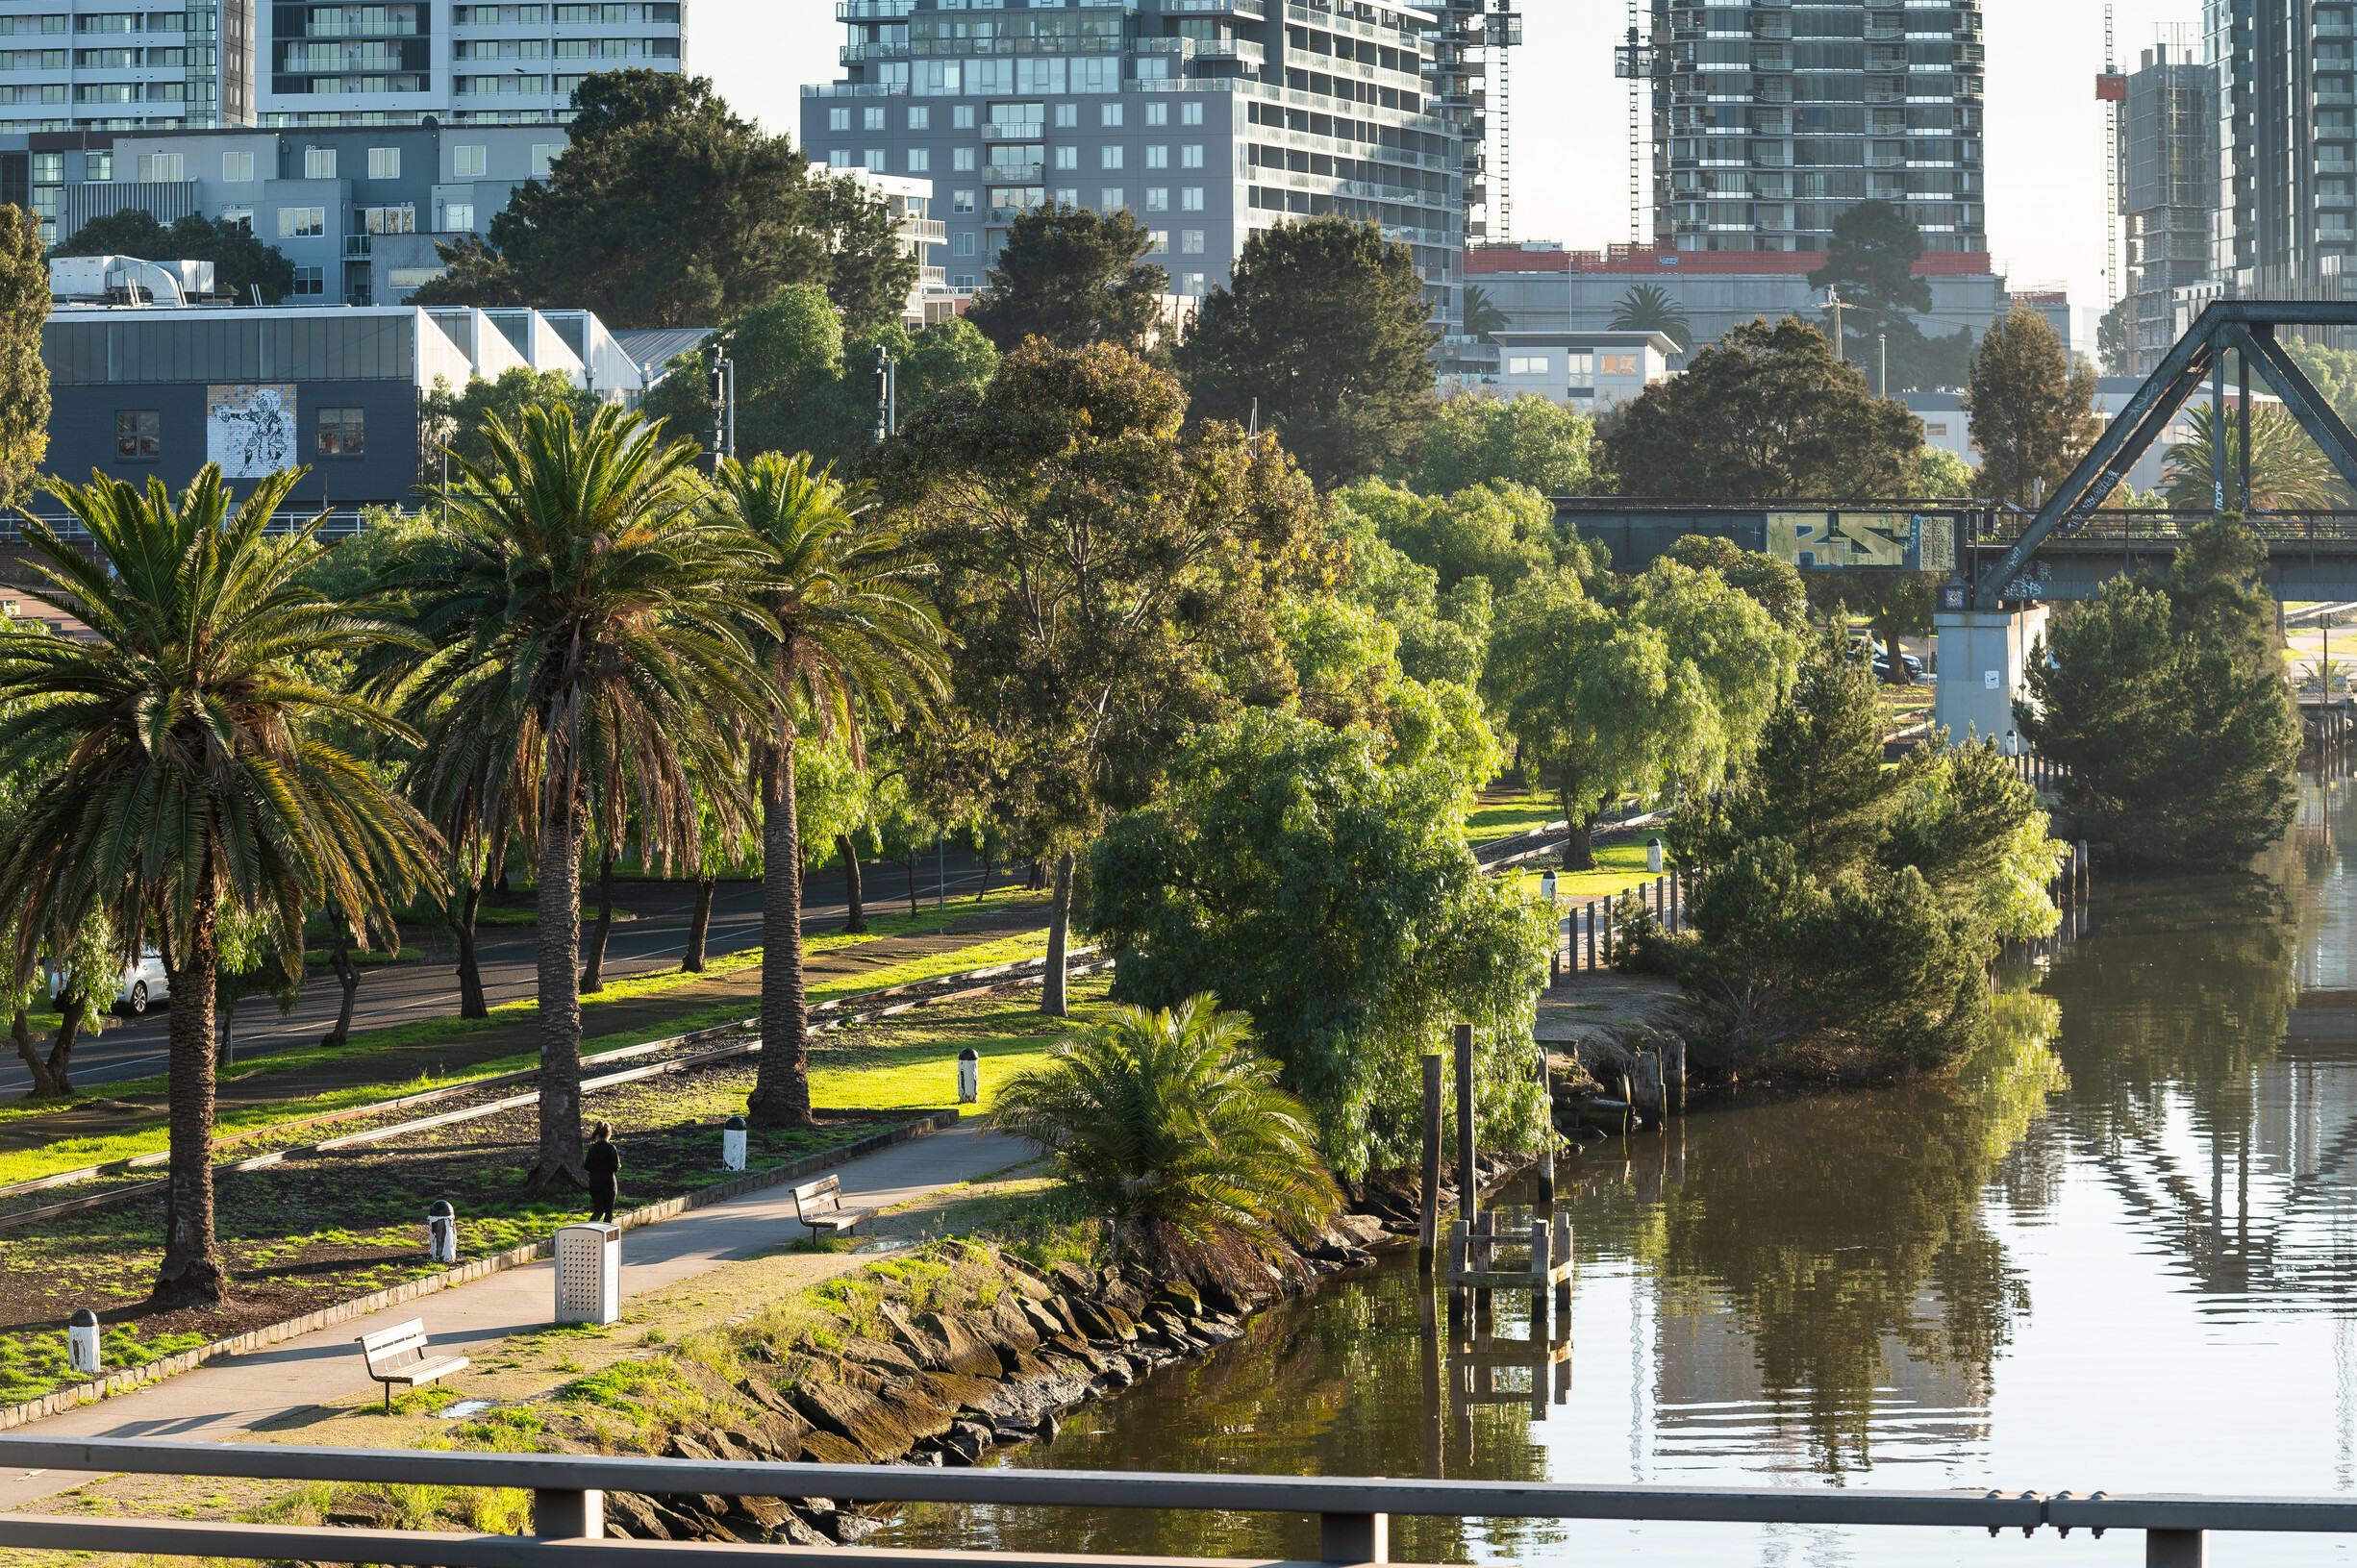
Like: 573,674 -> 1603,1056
883,776 -> 2357,1564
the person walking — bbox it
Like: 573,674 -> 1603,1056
585,1120 -> 621,1223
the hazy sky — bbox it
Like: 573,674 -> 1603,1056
722,0 -> 2209,338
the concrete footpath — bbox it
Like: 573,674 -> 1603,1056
0,1119 -> 1022,1512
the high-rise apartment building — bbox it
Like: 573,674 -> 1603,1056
2118,42 -> 2216,374
1650,0 -> 1986,254
0,0 -> 252,137
2207,0 -> 2353,295
804,0 -> 1463,321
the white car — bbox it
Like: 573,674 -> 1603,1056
53,947 -> 169,1014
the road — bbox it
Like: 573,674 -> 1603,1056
1,849 -> 1006,1097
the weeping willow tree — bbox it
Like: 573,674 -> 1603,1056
2162,401 -> 2350,511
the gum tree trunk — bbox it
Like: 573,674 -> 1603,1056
152,876 -> 226,1307
579,851 -> 615,993
684,876 -> 715,972
748,728 -> 814,1128
836,833 -> 866,934
320,923 -> 360,1046
1041,851 -> 1074,1018
455,880 -> 489,1018
12,1004 -> 76,1099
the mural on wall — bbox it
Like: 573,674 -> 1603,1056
207,384 -> 299,478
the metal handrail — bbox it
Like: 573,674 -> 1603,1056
0,1436 -> 2345,1561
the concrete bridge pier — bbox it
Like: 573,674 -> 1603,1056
1933,605 -> 2049,748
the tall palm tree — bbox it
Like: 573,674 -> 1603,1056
1462,284 -> 1510,344
706,452 -> 948,1129
986,994 -> 1341,1258
2163,401 -> 2350,512
1608,282 -> 1695,355
0,467 -> 439,1306
377,404 -> 766,1188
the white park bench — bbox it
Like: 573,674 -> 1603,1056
790,1173 -> 878,1243
355,1318 -> 468,1411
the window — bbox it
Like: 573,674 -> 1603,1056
952,103 -> 975,129
1600,353 -> 1641,376
88,152 -> 112,180
1564,352 -> 1593,381
1181,272 -> 1205,295
316,407 -> 364,457
829,148 -> 852,167
441,201 -> 476,230
135,152 -> 183,182
953,146 -> 976,170
1144,187 -> 1167,210
1053,187 -> 1078,207
531,144 -> 555,174
1507,355 -> 1550,376
863,106 -> 885,130
360,205 -> 414,233
1180,187 -> 1204,210
1053,146 -> 1077,169
1181,229 -> 1205,253
1100,103 -> 1121,127
1145,102 -> 1167,126
1146,229 -> 1167,252
865,148 -> 885,171
1100,187 -> 1122,209
1924,421 -> 1947,436
954,231 -> 975,256
292,264 -> 324,294
1181,101 -> 1204,126
1053,102 -> 1077,127
1145,145 -> 1167,168
114,409 -> 158,460
218,206 -> 252,230
222,150 -> 253,181
367,145 -> 398,178
1181,144 -> 1204,168
453,143 -> 487,177
951,188 -> 974,212
828,107 -> 849,131
303,146 -> 336,178
1100,146 -> 1122,169
278,206 -> 325,236
907,106 -> 928,130
907,148 -> 929,172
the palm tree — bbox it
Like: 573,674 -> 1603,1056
986,994 -> 1341,1258
706,452 -> 949,1129
1462,284 -> 1510,344
1608,282 -> 1695,354
377,404 -> 766,1188
2163,402 -> 2350,512
0,466 -> 439,1305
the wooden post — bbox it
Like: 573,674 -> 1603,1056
1535,1049 -> 1555,1192
1667,1035 -> 1687,1116
1419,1054 -> 1442,1274
1585,902 -> 1596,968
1472,1208 -> 1494,1318
1670,871 -> 1680,933
1454,1022 -> 1475,1224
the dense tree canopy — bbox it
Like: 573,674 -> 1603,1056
52,208 -> 295,306
1176,215 -> 1440,488
1407,393 -> 1598,496
0,205 -> 43,503
412,71 -> 915,331
1965,303 -> 2102,507
417,367 -> 599,484
965,204 -> 1169,356
1602,316 -> 1923,497
1332,479 -> 1585,599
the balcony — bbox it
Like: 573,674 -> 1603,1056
834,0 -> 914,14
984,162 -> 1044,182
982,119 -> 1041,139
917,264 -> 946,286
343,234 -> 371,255
839,40 -> 908,62
1166,0 -> 1266,14
897,216 -> 947,241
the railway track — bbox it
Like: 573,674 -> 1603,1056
0,947 -> 1108,1232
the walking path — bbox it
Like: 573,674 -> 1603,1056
0,1118 -> 1022,1513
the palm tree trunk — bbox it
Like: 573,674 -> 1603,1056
152,877 -> 226,1307
579,850 -> 615,993
837,833 -> 866,933
684,875 -> 715,972
1041,850 -> 1075,1018
321,924 -> 359,1046
749,732 -> 814,1129
526,784 -> 588,1192
455,880 -> 489,1018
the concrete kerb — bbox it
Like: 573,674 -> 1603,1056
0,1108 -> 961,1432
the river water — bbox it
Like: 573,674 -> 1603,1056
879,777 -> 2357,1565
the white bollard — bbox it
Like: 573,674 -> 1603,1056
426,1199 -> 458,1264
66,1308 -> 99,1378
958,1046 -> 980,1105
720,1114 -> 746,1172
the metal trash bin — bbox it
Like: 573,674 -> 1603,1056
66,1307 -> 99,1377
426,1199 -> 458,1264
721,1114 -> 746,1172
958,1046 -> 980,1105
554,1222 -> 621,1325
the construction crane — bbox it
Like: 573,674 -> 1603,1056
1613,0 -> 1655,244
2098,4 -> 2124,307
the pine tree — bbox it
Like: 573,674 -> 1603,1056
0,205 -> 44,503
965,204 -> 1169,356
1964,303 -> 2102,507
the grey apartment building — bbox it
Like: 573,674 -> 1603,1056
804,0 -> 1463,318
1650,0 -> 1987,254
2118,43 -> 2215,375
2207,0 -> 2357,295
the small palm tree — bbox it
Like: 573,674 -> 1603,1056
0,466 -> 439,1305
707,452 -> 950,1129
2163,402 -> 2349,512
1608,282 -> 1694,354
1462,284 -> 1510,344
377,404 -> 767,1189
987,994 -> 1341,1257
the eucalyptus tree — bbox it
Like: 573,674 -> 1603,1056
377,405 -> 766,1188
704,451 -> 948,1129
0,466 -> 439,1305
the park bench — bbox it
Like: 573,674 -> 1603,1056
355,1318 -> 468,1410
790,1173 -> 878,1243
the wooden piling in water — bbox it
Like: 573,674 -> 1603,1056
1419,1054 -> 1442,1274
1454,1022 -> 1475,1225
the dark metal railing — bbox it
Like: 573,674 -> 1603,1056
0,506 -> 399,546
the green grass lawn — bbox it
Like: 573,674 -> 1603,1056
1504,840 -> 1668,905
1465,796 -> 1563,843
